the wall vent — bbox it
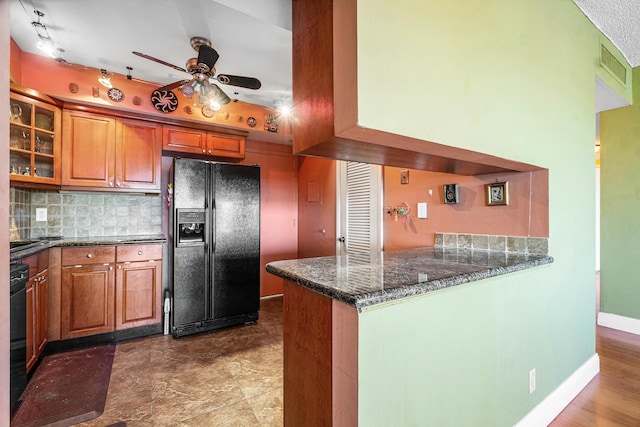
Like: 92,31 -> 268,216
600,44 -> 627,86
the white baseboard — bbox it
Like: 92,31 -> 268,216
598,312 -> 640,335
514,353 -> 600,427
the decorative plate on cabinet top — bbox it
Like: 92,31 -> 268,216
151,89 -> 178,113
247,117 -> 257,127
108,87 -> 124,102
201,104 -> 216,118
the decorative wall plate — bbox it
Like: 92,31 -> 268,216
201,104 -> 215,118
247,117 -> 257,127
108,87 -> 124,102
151,89 -> 178,113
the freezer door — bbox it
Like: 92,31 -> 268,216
212,163 -> 260,319
172,158 -> 209,327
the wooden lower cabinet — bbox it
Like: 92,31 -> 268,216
115,259 -> 162,329
60,244 -> 163,340
61,263 -> 115,339
23,250 -> 49,372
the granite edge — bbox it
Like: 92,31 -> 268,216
10,234 -> 167,262
266,254 -> 554,311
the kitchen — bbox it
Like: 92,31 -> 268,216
1,0 -> 631,426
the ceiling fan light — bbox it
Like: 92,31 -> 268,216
180,82 -> 195,98
208,99 -> 221,111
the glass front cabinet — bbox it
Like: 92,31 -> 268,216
9,87 -> 61,185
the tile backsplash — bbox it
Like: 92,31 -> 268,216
9,189 -> 163,240
434,232 -> 548,255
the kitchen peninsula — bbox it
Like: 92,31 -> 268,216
266,246 -> 553,426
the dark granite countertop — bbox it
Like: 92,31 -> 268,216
266,247 -> 553,310
9,234 -> 166,262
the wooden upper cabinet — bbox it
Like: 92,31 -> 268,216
208,134 -> 245,159
9,87 -> 62,186
62,110 -> 161,192
163,124 -> 245,159
62,110 -> 116,188
163,125 -> 207,154
116,118 -> 162,191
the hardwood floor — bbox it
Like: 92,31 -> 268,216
550,326 -> 640,426
551,272 -> 640,426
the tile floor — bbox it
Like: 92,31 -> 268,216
77,296 -> 283,427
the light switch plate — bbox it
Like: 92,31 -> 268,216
417,203 -> 427,219
36,208 -> 47,222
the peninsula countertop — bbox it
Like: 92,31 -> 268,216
266,247 -> 553,310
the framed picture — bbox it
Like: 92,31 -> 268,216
485,182 -> 508,206
443,184 -> 459,204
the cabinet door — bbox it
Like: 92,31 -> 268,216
61,264 -> 115,339
207,134 -> 245,159
61,110 -> 116,188
26,280 -> 36,372
35,272 -> 48,355
115,260 -> 162,329
10,90 -> 62,185
115,119 -> 162,191
162,125 -> 207,154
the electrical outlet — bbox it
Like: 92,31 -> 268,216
35,208 -> 47,222
529,368 -> 536,394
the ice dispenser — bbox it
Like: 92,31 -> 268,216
176,209 -> 205,245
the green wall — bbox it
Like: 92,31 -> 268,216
600,66 -> 640,318
355,0 -> 602,424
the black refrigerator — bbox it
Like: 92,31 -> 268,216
169,158 -> 260,338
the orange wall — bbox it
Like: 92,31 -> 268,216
297,157 -> 337,258
12,48 -> 285,137
383,167 -> 549,250
242,141 -> 298,296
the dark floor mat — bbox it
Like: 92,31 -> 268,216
11,344 -> 115,427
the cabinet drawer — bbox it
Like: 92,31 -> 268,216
116,244 -> 163,262
62,246 -> 115,265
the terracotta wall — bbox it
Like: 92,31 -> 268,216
297,157 -> 337,258
13,48 -> 283,136
383,167 -> 549,250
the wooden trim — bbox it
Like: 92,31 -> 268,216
10,82 -> 63,107
62,101 -> 249,137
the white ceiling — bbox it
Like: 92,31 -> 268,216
9,0 -> 292,109
8,1 -> 637,114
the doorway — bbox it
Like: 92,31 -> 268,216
336,161 -> 383,255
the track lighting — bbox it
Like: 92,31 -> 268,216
31,10 -> 59,58
274,98 -> 293,118
98,69 -> 113,88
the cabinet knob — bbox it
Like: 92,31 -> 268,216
109,182 -> 114,187
118,265 -> 122,270
202,149 -> 206,153
109,266 -> 113,271
87,253 -> 93,258
138,250 -> 143,255
208,149 -> 212,154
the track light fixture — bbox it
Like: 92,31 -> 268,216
31,10 -> 58,58
98,69 -> 113,88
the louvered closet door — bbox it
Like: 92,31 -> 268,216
338,161 -> 382,254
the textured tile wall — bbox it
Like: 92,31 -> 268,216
434,232 -> 548,255
9,188 -> 31,240
9,189 -> 163,239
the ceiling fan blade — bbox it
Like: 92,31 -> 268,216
132,51 -> 187,74
157,79 -> 191,92
197,44 -> 220,73
216,75 -> 262,90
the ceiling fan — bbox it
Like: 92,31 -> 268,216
133,36 -> 261,109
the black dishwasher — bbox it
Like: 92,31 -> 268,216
10,263 -> 28,415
